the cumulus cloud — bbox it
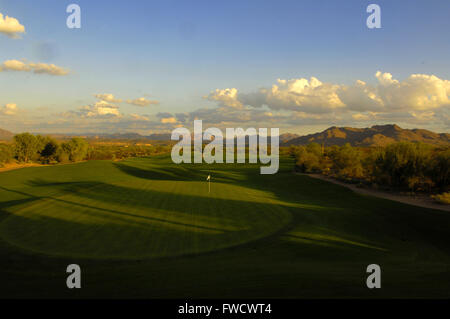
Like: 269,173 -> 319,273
126,97 -> 159,106
205,72 -> 450,130
86,101 -> 120,117
207,78 -> 345,113
205,88 -> 243,108
70,100 -> 122,118
94,93 -> 122,103
0,13 -> 25,39
340,72 -> 450,112
0,59 -> 69,75
11,71 -> 448,134
253,77 -> 345,113
0,103 -> 18,115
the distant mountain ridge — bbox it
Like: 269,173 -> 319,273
44,132 -> 172,141
283,124 -> 450,147
0,128 -> 13,141
2,125 -> 449,147
90,133 -> 172,141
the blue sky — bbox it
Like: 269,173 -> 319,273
0,0 -> 449,134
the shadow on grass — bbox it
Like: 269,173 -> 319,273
0,185 -> 241,234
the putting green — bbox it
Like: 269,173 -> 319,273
0,157 -> 292,259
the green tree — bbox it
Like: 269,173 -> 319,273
430,149 -> 450,191
40,137 -> 59,163
13,133 -> 39,162
0,143 -> 14,165
330,143 -> 363,178
295,146 -> 322,173
375,142 -> 432,189
60,138 -> 89,162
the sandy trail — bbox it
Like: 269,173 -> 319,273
0,163 -> 43,172
303,173 -> 450,212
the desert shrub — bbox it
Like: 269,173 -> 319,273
306,143 -> 323,157
295,146 -> 322,173
292,141 -> 447,193
373,142 -> 433,189
56,148 -> 70,163
430,149 -> 450,191
330,143 -> 364,178
432,192 -> 450,205
87,148 -> 116,160
0,143 -> 14,165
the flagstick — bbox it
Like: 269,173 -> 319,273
208,179 -> 210,193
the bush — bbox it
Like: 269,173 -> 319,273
295,146 -> 322,173
432,192 -> 450,205
87,148 -> 116,160
430,149 -> 450,191
60,138 -> 89,162
0,143 -> 14,165
373,142 -> 433,188
56,149 -> 70,163
292,141 -> 448,193
330,143 -> 364,178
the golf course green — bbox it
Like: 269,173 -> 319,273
1,155 -> 449,298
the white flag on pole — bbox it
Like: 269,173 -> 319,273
206,174 -> 210,181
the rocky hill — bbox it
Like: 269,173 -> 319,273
282,124 -> 450,147
0,128 -> 13,141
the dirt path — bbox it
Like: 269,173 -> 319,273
0,163 -> 44,172
302,173 -> 450,212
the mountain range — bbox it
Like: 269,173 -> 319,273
0,125 -> 449,147
0,128 -> 14,141
282,124 -> 450,147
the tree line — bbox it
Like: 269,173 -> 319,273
0,133 -> 89,165
290,142 -> 449,194
0,133 -> 172,167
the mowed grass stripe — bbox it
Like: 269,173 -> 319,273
0,158 -> 291,259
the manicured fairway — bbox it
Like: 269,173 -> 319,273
0,158 -> 291,259
0,155 -> 449,298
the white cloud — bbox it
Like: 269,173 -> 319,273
261,77 -> 345,112
338,80 -> 384,112
341,72 -> 450,112
75,101 -> 121,118
208,78 -> 345,113
0,59 -> 69,75
205,88 -> 243,108
126,97 -> 159,106
7,71 -> 448,134
0,13 -> 25,39
205,72 -> 450,130
94,94 -> 122,103
0,103 -> 18,116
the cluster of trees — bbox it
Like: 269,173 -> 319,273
0,133 -> 173,167
291,142 -> 449,193
0,133 -> 89,165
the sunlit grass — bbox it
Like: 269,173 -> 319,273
1,155 -> 450,298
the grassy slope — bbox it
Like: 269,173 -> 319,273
0,155 -> 449,298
